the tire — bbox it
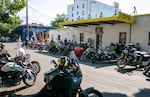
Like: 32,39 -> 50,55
117,58 -> 126,68
91,57 -> 97,63
87,89 -> 103,97
23,71 -> 36,86
28,62 -> 41,75
143,65 -> 150,76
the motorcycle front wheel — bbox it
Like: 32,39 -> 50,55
87,89 -> 103,97
23,70 -> 36,86
117,58 -> 126,68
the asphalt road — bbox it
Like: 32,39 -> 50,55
0,42 -> 150,97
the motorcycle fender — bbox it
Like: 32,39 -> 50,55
31,61 -> 39,64
27,61 -> 39,67
83,87 -> 94,96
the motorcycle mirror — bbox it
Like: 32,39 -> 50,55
50,59 -> 57,67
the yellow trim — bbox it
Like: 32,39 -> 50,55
59,12 -> 134,26
118,12 -> 134,24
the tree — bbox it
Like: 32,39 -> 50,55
50,13 -> 67,28
0,0 -> 26,38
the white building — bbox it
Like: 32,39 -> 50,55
67,0 -> 119,21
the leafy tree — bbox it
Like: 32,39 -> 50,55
0,0 -> 26,38
51,13 -> 67,28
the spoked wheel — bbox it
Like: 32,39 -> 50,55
117,58 -> 126,68
87,89 -> 103,97
27,62 -> 41,75
23,70 -> 36,86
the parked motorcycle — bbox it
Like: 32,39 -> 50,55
15,54 -> 41,75
91,46 -> 117,63
79,47 -> 96,61
0,42 -> 4,51
0,50 -> 11,63
0,56 -> 36,86
38,43 -> 50,52
8,50 -> 103,97
141,53 -> 150,77
0,48 -> 41,75
117,47 -> 145,69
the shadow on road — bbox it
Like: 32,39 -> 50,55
102,88 -> 150,97
102,92 -> 127,97
114,67 -> 136,75
133,88 -> 150,97
0,86 -> 29,96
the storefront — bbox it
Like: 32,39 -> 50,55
59,12 -> 135,49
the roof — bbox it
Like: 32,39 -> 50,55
16,25 -> 54,32
59,12 -> 134,27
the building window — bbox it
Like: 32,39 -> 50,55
77,11 -> 79,15
77,5 -> 79,8
82,11 -> 84,15
82,4 -> 84,8
119,32 -> 126,44
72,13 -> 74,17
148,32 -> 150,45
72,7 -> 74,11
80,33 -> 84,42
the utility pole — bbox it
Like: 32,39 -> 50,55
26,0 -> 29,41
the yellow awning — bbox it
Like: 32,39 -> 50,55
59,12 -> 134,27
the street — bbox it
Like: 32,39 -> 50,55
0,42 -> 150,97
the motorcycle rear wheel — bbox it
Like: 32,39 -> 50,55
87,89 -> 103,97
117,58 -> 126,68
28,62 -> 41,75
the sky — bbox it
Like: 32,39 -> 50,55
18,0 -> 150,25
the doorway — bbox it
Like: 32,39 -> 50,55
96,34 -> 102,49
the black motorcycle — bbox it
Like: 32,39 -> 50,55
142,54 -> 150,77
0,42 -> 4,51
91,46 -> 117,63
79,47 -> 96,61
8,51 -> 103,97
0,56 -> 36,86
117,47 -> 147,69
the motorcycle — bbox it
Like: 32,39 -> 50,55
0,48 -> 41,75
38,43 -> 50,52
0,56 -> 36,86
117,47 -> 144,69
141,52 -> 150,77
0,42 -> 4,51
79,47 -> 96,61
8,50 -> 103,97
91,46 -> 117,63
14,54 -> 41,75
0,50 -> 11,63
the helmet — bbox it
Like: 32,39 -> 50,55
57,56 -> 68,67
16,47 -> 26,56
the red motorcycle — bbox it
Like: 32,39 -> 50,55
74,46 -> 84,58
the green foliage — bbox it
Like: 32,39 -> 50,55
0,0 -> 26,38
0,23 -> 11,37
51,13 -> 67,28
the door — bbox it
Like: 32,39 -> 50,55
96,34 -> 102,49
